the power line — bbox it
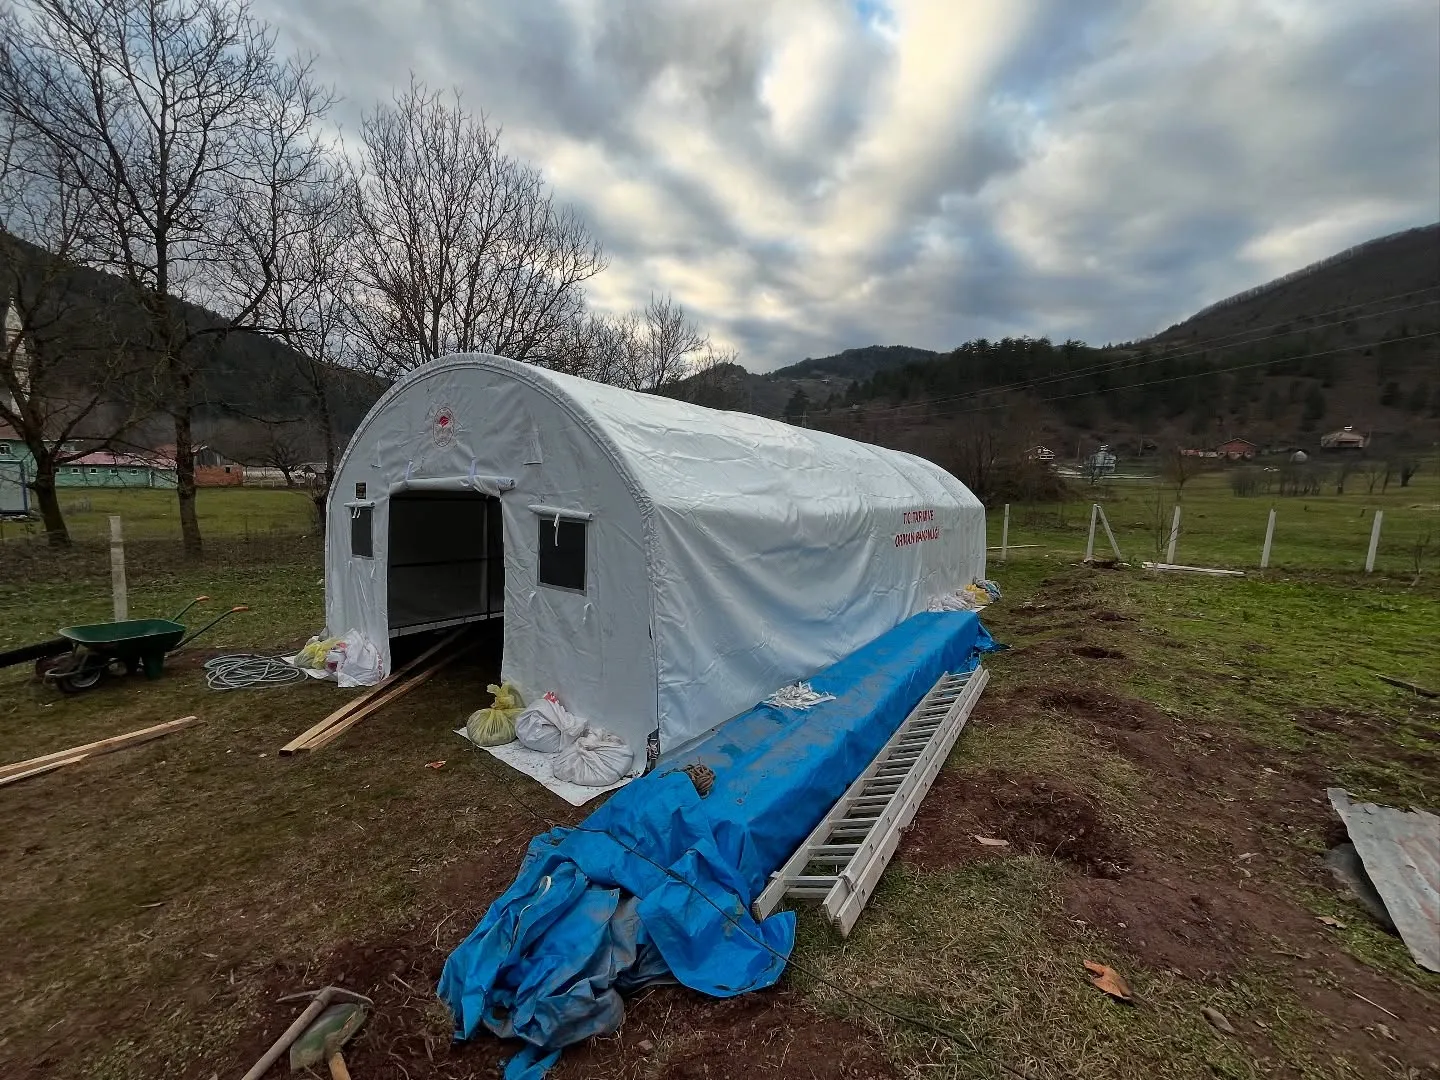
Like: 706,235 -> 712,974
849,295 -> 1439,419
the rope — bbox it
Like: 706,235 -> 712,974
203,654 -> 306,691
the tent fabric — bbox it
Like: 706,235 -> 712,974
439,610 -> 993,1080
326,354 -> 986,756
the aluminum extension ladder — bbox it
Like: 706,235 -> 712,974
752,665 -> 989,936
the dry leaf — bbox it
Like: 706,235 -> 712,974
974,836 -> 1010,847
1084,961 -> 1133,1002
1317,916 -> 1346,928
1201,1006 -> 1237,1034
1376,1023 -> 1395,1041
425,760 -> 447,770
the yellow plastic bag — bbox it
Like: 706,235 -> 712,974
296,636 -> 340,670
466,683 -> 525,746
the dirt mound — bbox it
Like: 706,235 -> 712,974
1072,645 -> 1126,660
558,987 -> 897,1079
1037,687 -> 1163,731
1063,871 -> 1277,977
901,772 -> 1130,878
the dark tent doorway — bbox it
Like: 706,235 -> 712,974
386,491 -> 504,637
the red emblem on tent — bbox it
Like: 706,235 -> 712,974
432,405 -> 457,447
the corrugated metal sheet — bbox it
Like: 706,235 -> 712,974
1328,788 -> 1440,972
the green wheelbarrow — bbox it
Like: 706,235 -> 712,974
43,596 -> 249,693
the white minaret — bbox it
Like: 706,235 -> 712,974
2,301 -> 30,415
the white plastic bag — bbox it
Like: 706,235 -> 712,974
514,693 -> 585,753
331,628 -> 383,688
554,728 -> 635,787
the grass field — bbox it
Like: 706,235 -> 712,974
990,459 -> 1440,576
1,487 -> 1437,1080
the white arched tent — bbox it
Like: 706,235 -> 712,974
326,354 -> 986,756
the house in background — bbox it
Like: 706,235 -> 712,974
0,426 -> 28,515
56,450 -> 177,488
1085,446 -> 1117,478
1026,445 -> 1056,462
153,443 -> 244,486
1319,425 -> 1370,450
1216,438 -> 1257,460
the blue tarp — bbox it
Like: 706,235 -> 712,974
439,611 -> 992,1079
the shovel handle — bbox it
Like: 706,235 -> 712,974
328,1051 -> 352,1080
239,989 -> 333,1080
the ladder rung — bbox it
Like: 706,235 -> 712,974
790,875 -> 839,888
813,844 -> 861,855
787,886 -> 833,899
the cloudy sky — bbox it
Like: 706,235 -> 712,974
259,0 -> 1439,370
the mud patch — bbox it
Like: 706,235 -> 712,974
1037,687 -> 1163,731
901,772 -> 1130,878
1072,645 -> 1126,660
558,987 -> 897,1080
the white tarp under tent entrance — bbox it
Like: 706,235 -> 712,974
325,353 -> 986,762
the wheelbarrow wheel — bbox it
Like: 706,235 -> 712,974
53,653 -> 107,693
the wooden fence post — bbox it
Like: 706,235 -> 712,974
1001,503 -> 1010,563
1261,508 -> 1276,569
1085,503 -> 1098,563
1365,510 -> 1383,574
109,515 -> 128,620
1165,504 -> 1181,564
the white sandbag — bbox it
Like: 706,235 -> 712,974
330,628 -> 383,687
554,728 -> 635,788
514,693 -> 585,753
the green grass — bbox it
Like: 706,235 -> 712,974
0,485 -> 316,545
2,488 -> 1437,1079
991,460 -> 1440,576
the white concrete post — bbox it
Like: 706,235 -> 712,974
1365,510 -> 1383,574
1001,503 -> 1010,563
109,515 -> 128,620
1085,503 -> 1098,563
1165,504 -> 1181,564
1098,504 -> 1124,560
1261,508 -> 1276,569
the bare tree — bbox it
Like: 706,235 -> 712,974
0,0 -> 336,556
347,79 -> 606,380
612,293 -> 710,392
0,128 -> 146,544
249,162 -> 353,500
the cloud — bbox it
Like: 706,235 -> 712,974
256,0 -> 1440,369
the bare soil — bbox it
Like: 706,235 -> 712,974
897,669 -> 1440,1078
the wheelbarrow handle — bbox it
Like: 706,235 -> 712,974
177,605 -> 250,648
168,595 -> 212,622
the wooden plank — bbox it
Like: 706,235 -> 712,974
0,716 -> 199,783
0,754 -> 90,789
296,644 -> 469,752
1141,561 -> 1245,576
278,629 -> 463,755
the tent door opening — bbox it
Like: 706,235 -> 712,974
387,490 -> 504,637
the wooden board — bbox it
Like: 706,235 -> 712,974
0,716 -> 199,784
298,645 -> 469,752
279,629 -> 463,755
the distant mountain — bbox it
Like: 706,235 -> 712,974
746,222 -> 1439,460
771,345 -> 941,382
1151,224 -> 1440,346
1,230 -> 384,456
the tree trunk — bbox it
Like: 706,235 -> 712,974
173,405 -> 203,557
30,453 -> 70,547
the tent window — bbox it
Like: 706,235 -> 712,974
538,517 -> 586,591
351,505 -> 374,559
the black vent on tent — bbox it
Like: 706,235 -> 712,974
538,518 -> 586,591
